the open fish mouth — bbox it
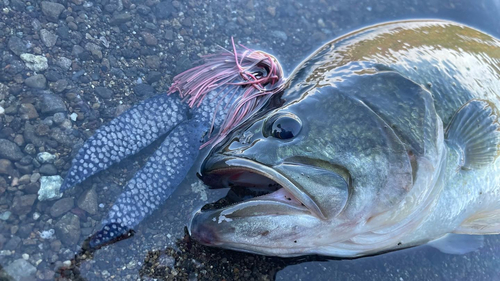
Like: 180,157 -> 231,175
197,156 -> 324,219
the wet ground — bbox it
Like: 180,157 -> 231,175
1,0 -> 500,280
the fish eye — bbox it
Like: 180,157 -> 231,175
265,114 -> 302,139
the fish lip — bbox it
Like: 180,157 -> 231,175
200,156 -> 327,220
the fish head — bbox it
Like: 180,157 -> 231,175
190,63 -> 444,257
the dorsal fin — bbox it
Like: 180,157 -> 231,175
445,99 -> 500,170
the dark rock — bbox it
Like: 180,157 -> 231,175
77,188 -> 97,214
23,143 -> 36,155
0,159 -> 14,175
50,197 -> 74,217
71,45 -> 85,57
52,112 -> 66,124
137,4 -> 151,16
45,69 -> 62,82
0,139 -> 24,161
110,13 -> 132,25
95,86 -> 113,99
40,92 -> 67,114
55,213 -> 81,245
141,32 -> 158,46
17,223 -> 34,238
40,29 -> 58,47
25,74 -> 47,89
146,71 -> 162,83
41,1 -> 65,22
11,194 -> 37,215
51,79 -> 68,93
56,25 -> 70,40
49,128 -> 77,147
10,0 -> 25,11
19,103 -> 39,119
155,1 -> 176,19
39,163 -> 57,175
145,55 -> 160,69
35,123 -> 50,136
133,83 -> 155,97
24,182 -> 40,194
4,236 -> 21,250
19,155 -> 33,165
164,29 -> 174,41
15,162 -> 34,174
24,123 -> 45,147
8,36 -> 27,56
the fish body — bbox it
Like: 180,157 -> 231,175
190,20 -> 500,257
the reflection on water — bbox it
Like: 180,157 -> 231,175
1,0 -> 500,280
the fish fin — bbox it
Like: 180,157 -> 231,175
428,233 -> 484,255
60,94 -> 188,192
454,209 -> 500,234
90,120 -> 205,249
445,99 -> 500,170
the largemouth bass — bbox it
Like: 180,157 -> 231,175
189,20 -> 500,257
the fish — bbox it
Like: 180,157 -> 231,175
189,20 -> 500,258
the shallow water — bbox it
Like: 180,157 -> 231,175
1,0 -> 500,280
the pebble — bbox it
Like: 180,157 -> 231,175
70,112 -> 78,121
270,30 -> 288,41
0,159 -> 14,175
141,32 -> 158,45
11,194 -> 37,215
51,79 -> 68,93
40,92 -> 67,114
19,103 -> 39,119
3,258 -> 37,280
40,29 -> 58,48
37,152 -> 56,163
50,197 -> 74,217
154,1 -> 176,19
39,163 -> 57,175
40,1 -> 65,22
0,106 -> 4,115
77,188 -> 98,214
55,213 -> 81,245
95,86 -> 113,99
20,53 -> 49,72
133,83 -> 155,97
110,13 -> 132,25
55,56 -> 72,70
0,211 -> 11,221
24,143 -> 36,155
25,74 -> 47,89
33,212 -> 41,220
38,175 -> 63,201
8,36 -> 28,56
0,139 -> 24,161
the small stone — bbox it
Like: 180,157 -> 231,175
95,86 -> 113,99
0,139 -> 24,161
270,30 -> 288,41
39,163 -> 57,175
146,71 -> 162,83
24,143 -> 36,155
133,83 -> 155,97
50,197 -> 74,217
51,79 -> 68,93
41,1 -> 65,22
25,74 -> 47,89
33,212 -> 41,220
110,13 -> 132,25
36,152 -> 56,163
77,188 -> 98,214
19,103 -> 39,119
11,194 -> 37,215
155,1 -> 175,19
55,56 -> 72,70
0,159 -> 14,175
8,36 -> 28,56
19,174 -> 31,184
40,29 -> 58,47
3,258 -> 36,280
70,112 -> 78,121
20,53 -> 49,72
0,211 -> 11,221
38,175 -> 63,201
40,92 -> 67,114
14,135 -> 25,146
141,32 -> 157,45
55,213 -> 81,245
0,106 -> 4,115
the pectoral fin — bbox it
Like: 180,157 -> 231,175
445,99 -> 500,170
428,233 -> 484,255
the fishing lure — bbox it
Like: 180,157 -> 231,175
61,39 -> 286,248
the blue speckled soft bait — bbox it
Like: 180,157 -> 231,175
61,40 -> 285,248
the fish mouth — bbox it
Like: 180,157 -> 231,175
197,156 -> 325,220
